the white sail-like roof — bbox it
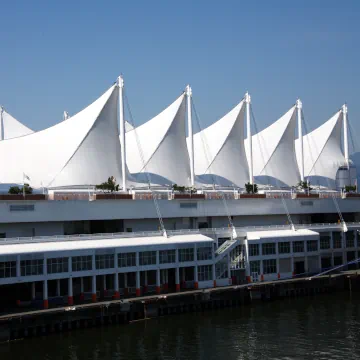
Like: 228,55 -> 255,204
191,100 -> 249,186
125,93 -> 190,185
0,107 -> 33,139
0,85 -> 123,188
296,110 -> 344,187
246,105 -> 300,187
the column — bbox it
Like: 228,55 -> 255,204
43,280 -> 48,309
194,265 -> 198,289
156,268 -> 161,294
143,271 -> 148,293
80,277 -> 84,301
31,282 -> 36,301
277,258 -> 280,279
260,260 -> 264,282
68,277 -> 73,305
92,275 -> 97,302
163,269 -> 168,291
244,239 -> 251,283
227,253 -> 232,285
175,267 -> 180,292
330,232 -> 335,267
56,279 -> 61,297
124,273 -> 128,296
103,275 -> 107,297
114,273 -> 120,299
136,271 -> 141,297
212,263 -> 216,288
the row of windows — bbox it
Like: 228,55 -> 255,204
250,259 -> 277,274
248,236 -> 358,257
198,265 -> 212,281
0,261 -> 16,278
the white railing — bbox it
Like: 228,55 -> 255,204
0,222 -> 359,245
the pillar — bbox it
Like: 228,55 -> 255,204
43,280 -> 48,309
68,277 -> 73,305
92,275 -> 97,302
114,273 -> 120,299
80,277 -> 84,301
163,269 -> 168,291
56,279 -> 61,297
31,282 -> 36,300
212,264 -> 216,288
124,273 -> 129,296
103,275 -> 107,297
244,239 -> 251,283
260,260 -> 264,281
143,271 -> 148,293
291,257 -> 295,278
156,268 -> 161,294
277,258 -> 280,279
175,267 -> 180,292
136,271 -> 141,297
194,265 -> 198,289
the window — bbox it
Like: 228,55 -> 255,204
179,203 -> 197,209
293,241 -> 304,253
159,250 -> 176,264
333,233 -> 342,249
47,257 -> 69,274
0,261 -> 16,278
218,237 -> 230,247
216,261 -> 228,279
118,252 -> 136,267
263,259 -> 277,274
249,244 -> 259,257
198,265 -> 212,281
262,243 -> 276,255
20,259 -> 43,276
278,242 -> 290,254
307,240 -> 318,252
95,254 -> 114,269
139,251 -> 156,265
346,231 -> 355,248
9,204 -> 35,212
320,236 -> 331,250
72,256 -> 92,272
250,260 -> 260,274
179,248 -> 194,262
197,246 -> 212,261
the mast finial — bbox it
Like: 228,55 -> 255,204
117,75 -> 124,89
296,99 -> 302,109
185,84 -> 192,97
245,91 -> 251,104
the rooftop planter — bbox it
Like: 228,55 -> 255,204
239,194 -> 266,199
342,193 -> 360,199
292,193 -> 319,199
173,193 -> 205,200
95,194 -> 133,200
0,194 -> 47,200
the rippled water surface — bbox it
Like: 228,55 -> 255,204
1,293 -> 360,360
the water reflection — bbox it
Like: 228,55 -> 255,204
1,293 -> 360,360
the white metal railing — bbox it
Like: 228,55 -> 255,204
0,222 -> 359,245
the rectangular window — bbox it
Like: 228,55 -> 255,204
346,231 -> 355,248
9,204 -> 35,212
179,248 -> 194,262
307,240 -> 318,252
95,254 -> 114,269
333,233 -> 342,249
139,251 -> 157,266
118,252 -> 136,267
47,257 -> 69,274
20,259 -> 43,276
262,243 -> 276,255
320,236 -> 331,250
72,256 -> 92,272
263,259 -> 277,274
293,241 -> 304,253
159,250 -> 176,264
218,237 -> 230,247
278,242 -> 290,254
249,244 -> 259,257
0,261 -> 16,278
198,265 -> 212,281
197,247 -> 212,261
250,260 -> 260,274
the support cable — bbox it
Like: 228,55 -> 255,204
124,91 -> 167,237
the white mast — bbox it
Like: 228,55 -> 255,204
342,104 -> 349,169
118,75 -> 127,191
296,99 -> 304,182
245,92 -> 253,185
186,85 -> 195,187
0,106 -> 4,141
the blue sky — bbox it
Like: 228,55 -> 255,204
0,1 -> 359,148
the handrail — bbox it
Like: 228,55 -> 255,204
0,222 -> 359,245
